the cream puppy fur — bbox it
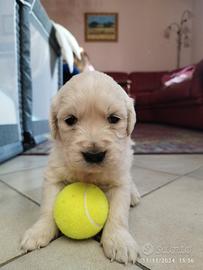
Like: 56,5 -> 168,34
21,71 -> 141,264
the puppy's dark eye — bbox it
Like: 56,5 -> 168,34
64,115 -> 78,126
108,114 -> 120,124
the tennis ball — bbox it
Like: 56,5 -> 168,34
54,182 -> 109,240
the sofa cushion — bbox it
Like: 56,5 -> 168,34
129,72 -> 166,94
136,79 -> 192,106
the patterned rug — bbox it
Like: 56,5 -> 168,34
23,124 -> 203,155
132,123 -> 203,154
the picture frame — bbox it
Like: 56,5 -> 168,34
85,13 -> 118,42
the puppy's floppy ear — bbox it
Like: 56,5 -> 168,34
49,95 -> 59,139
126,97 -> 136,136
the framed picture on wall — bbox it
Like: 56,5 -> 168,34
85,13 -> 118,42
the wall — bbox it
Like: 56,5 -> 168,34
41,0 -> 193,72
192,0 -> 203,63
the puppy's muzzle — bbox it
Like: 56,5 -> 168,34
82,151 -> 106,164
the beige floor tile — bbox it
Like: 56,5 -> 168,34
0,156 -> 48,176
1,236 -> 142,270
26,187 -> 42,204
132,165 -> 178,196
0,168 -> 44,204
2,154 -> 202,269
0,182 -> 39,265
0,167 -> 143,270
0,163 -> 179,205
129,176 -> 203,270
133,154 -> 203,175
187,166 -> 203,180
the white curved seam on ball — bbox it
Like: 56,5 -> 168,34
84,188 -> 102,229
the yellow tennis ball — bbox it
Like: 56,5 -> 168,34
54,182 -> 109,240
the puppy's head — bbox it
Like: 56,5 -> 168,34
50,71 -> 136,172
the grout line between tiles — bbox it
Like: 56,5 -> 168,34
135,260 -> 151,270
184,165 -> 203,179
140,175 -> 181,198
0,240 -> 151,270
0,179 -> 40,206
0,165 -> 46,178
0,235 -> 63,268
0,252 -> 28,268
134,162 -> 203,178
133,164 -> 181,177
140,165 -> 203,198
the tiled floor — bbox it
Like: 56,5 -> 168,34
0,154 -> 202,270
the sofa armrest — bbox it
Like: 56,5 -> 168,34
190,60 -> 203,98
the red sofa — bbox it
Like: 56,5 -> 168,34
105,59 -> 203,130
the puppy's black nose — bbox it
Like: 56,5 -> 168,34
82,151 -> 106,164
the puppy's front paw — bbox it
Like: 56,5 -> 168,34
20,219 -> 58,252
101,227 -> 139,264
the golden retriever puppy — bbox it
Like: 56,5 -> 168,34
21,71 -> 140,264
